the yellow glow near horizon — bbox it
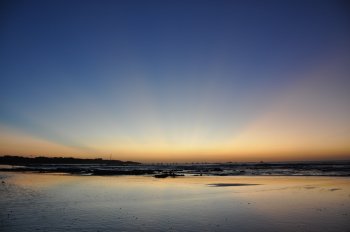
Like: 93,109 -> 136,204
1,0 -> 350,163
2,122 -> 348,162
1,56 -> 349,162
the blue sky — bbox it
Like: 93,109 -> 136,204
1,0 -> 349,161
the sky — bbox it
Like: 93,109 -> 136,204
0,0 -> 349,162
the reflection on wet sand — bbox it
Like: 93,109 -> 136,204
1,173 -> 349,232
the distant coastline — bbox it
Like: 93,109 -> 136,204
0,155 -> 140,166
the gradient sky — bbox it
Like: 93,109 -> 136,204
1,0 -> 349,162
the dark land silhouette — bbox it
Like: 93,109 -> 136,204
0,155 -> 140,166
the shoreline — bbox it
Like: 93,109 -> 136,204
1,162 -> 349,177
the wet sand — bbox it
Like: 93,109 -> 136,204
1,173 -> 349,232
208,183 -> 260,187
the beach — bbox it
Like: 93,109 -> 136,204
1,172 -> 349,232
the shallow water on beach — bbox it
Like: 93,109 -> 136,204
1,173 -> 349,232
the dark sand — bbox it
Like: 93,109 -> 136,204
208,183 -> 260,187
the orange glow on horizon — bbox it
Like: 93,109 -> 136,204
1,125 -> 349,163
1,56 -> 349,163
